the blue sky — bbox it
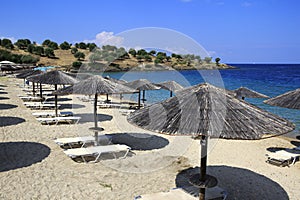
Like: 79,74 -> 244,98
1,0 -> 299,63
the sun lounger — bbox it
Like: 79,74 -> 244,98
63,144 -> 131,163
266,148 -> 300,167
24,102 -> 60,109
134,186 -> 227,200
36,116 -> 81,125
32,111 -> 73,117
54,135 -> 112,148
20,96 -> 43,102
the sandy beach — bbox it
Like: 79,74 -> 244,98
0,76 -> 299,200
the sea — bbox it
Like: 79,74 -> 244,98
102,64 -> 300,136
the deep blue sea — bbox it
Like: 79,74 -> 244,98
103,64 -> 300,136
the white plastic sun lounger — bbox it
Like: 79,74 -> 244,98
20,96 -> 43,101
24,102 -> 60,109
134,186 -> 227,200
63,144 -> 131,163
54,135 -> 112,148
32,111 -> 73,117
36,116 -> 81,125
266,148 -> 300,167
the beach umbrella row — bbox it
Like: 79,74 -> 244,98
128,83 -> 295,200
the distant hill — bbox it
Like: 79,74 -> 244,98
0,39 -> 234,72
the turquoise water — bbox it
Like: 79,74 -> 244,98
102,64 -> 300,135
34,66 -> 55,72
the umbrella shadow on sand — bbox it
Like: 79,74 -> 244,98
109,132 -> 169,150
0,104 -> 17,110
0,97 -> 9,100
0,85 -> 7,87
76,113 -> 113,123
59,103 -> 85,109
290,140 -> 300,147
0,91 -> 8,94
0,142 -> 50,172
0,116 -> 25,127
46,97 -> 72,102
176,166 -> 289,200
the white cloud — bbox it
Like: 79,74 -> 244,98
83,31 -> 124,47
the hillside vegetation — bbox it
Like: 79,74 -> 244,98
0,38 -> 234,72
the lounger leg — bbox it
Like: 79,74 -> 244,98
121,149 -> 130,159
92,153 -> 102,163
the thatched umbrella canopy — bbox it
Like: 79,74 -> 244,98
233,87 -> 269,100
104,76 -> 127,84
264,88 -> 300,110
16,70 -> 43,88
104,76 -> 128,102
27,70 -> 78,116
128,83 -> 294,200
55,75 -> 136,145
125,79 -> 160,108
155,81 -> 184,97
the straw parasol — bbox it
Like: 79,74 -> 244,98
233,86 -> 269,100
128,83 -> 294,200
125,79 -> 160,108
264,88 -> 300,109
155,81 -> 184,97
27,70 -> 78,116
16,69 -> 43,89
55,75 -> 136,145
104,76 -> 128,102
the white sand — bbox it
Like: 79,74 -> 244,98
0,77 -> 299,200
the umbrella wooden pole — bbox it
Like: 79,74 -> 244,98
138,91 -> 141,109
40,83 -> 43,103
33,82 -> 36,96
55,84 -> 58,117
199,135 -> 208,200
94,94 -> 99,145
106,94 -> 109,102
142,90 -> 145,103
170,91 -> 173,97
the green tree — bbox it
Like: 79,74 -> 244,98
33,46 -> 44,56
42,39 -> 51,46
204,57 -> 212,64
15,39 -> 31,49
88,43 -> 97,52
72,61 -> 82,69
144,55 -> 152,62
74,51 -> 85,60
128,48 -> 136,57
78,42 -> 87,49
60,41 -> 71,50
48,41 -> 58,50
45,48 -> 55,58
26,44 -> 35,53
71,47 -> 78,54
137,49 -> 148,56
149,50 -> 156,56
21,55 -> 39,64
1,38 -> 14,49
215,57 -> 221,66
